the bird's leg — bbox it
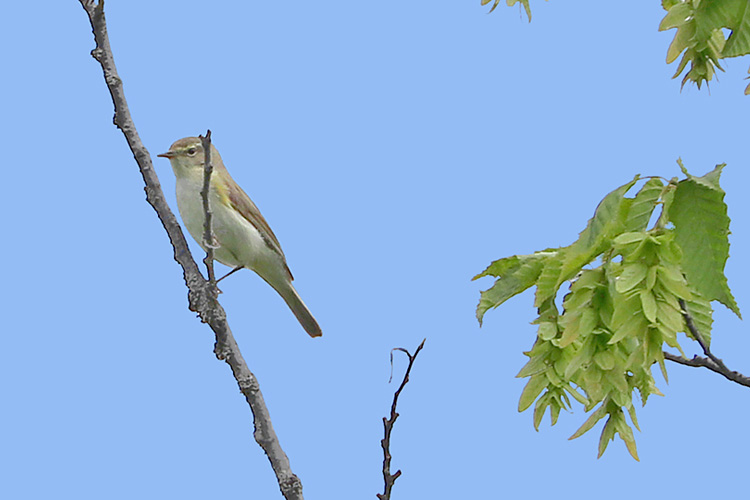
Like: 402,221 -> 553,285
217,266 -> 244,283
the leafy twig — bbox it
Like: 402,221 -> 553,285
378,339 -> 426,500
78,2 -> 303,498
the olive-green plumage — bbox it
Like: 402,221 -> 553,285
158,137 -> 321,338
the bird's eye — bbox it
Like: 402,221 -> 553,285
187,147 -> 197,156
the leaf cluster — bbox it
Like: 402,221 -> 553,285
474,163 -> 739,459
659,0 -> 750,93
484,0 -> 750,94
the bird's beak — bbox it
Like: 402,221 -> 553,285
157,151 -> 175,159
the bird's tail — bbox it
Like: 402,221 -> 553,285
275,281 -> 322,338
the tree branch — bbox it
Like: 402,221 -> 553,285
78,2 -> 303,498
663,351 -> 750,388
199,131 -> 218,285
377,339 -> 426,500
662,299 -> 750,389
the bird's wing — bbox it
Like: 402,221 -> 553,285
219,169 -> 294,280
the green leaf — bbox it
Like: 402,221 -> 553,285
538,321 -> 558,341
564,335 -> 597,380
594,350 -> 615,371
519,374 -> 548,412
609,314 -> 647,345
660,0 -> 750,90
569,402 -> 608,440
640,289 -> 658,323
646,265 -> 657,291
542,178 -> 638,306
655,235 -> 683,265
582,367 -> 604,403
656,264 -> 694,300
659,2 -> 693,31
624,178 -> 664,231
534,254 -> 564,307
597,416 -> 616,458
564,384 -> 589,406
664,16 -> 696,64
614,414 -> 640,461
532,392 -> 550,429
578,308 -> 598,338
556,311 -> 581,348
611,293 -> 642,332
606,370 -> 629,396
656,297 -> 684,334
571,268 -> 606,289
625,343 -> 644,372
557,308 -> 596,348
670,164 -> 741,317
710,0 -> 750,58
562,286 -> 594,312
517,350 -> 551,378
474,251 -> 553,324
549,398 -> 561,425
610,389 -> 628,409
683,292 -> 714,346
616,263 -> 648,293
613,232 -> 648,247
545,366 -> 562,386
566,177 -> 639,262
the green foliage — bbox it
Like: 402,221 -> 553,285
671,162 -> 740,317
484,0 -> 750,93
658,0 -> 750,93
474,163 -> 740,459
475,251 -> 554,323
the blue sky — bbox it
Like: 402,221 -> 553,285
2,1 -> 749,498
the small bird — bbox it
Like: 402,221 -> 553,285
158,137 -> 322,338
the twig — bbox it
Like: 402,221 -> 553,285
78,2 -> 303,498
663,351 -> 750,387
678,299 -> 721,365
660,299 -> 750,389
377,339 -> 426,500
199,130 -> 217,286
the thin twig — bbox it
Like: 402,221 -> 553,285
660,299 -> 750,389
663,351 -> 750,387
377,339 -> 426,500
678,299 -> 723,367
199,130 -> 217,286
78,2 -> 303,498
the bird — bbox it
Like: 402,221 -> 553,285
158,136 -> 322,338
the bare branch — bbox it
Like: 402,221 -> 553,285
664,352 -> 750,388
378,339 -> 426,500
78,2 -> 303,498
661,299 -> 750,389
199,130 -> 217,285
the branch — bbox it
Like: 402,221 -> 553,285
661,299 -> 750,389
663,352 -> 750,388
78,2 -> 303,498
377,339 -> 426,500
199,131 -> 217,285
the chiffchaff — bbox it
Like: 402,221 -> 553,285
158,137 -> 322,338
